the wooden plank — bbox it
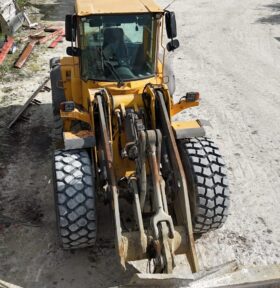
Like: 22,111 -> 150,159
0,37 -> 14,65
29,28 -> 45,39
14,40 -> 37,69
8,77 -> 50,129
48,35 -> 63,48
38,29 -> 63,45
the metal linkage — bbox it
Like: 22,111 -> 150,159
138,131 -> 147,212
129,178 -> 147,254
145,129 -> 175,273
118,104 -> 180,273
146,130 -> 175,240
119,110 -> 148,212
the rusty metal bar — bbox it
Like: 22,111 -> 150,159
48,35 -> 63,49
39,29 -> 63,45
8,77 -> 50,129
0,36 -> 14,65
29,28 -> 45,40
14,40 -> 37,69
130,178 -> 147,254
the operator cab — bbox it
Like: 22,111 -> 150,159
65,0 -> 179,85
80,14 -> 157,82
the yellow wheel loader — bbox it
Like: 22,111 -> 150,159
50,0 -> 280,286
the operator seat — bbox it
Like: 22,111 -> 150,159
103,28 -> 128,60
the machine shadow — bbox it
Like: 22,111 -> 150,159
0,103 -> 53,172
0,103 -> 138,287
257,3 -> 280,25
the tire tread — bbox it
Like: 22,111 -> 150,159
50,61 -> 65,143
179,137 -> 230,234
53,149 -> 97,249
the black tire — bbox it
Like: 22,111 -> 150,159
50,59 -> 65,142
53,149 -> 97,249
178,137 -> 230,234
50,57 -> 60,70
53,115 -> 63,142
50,59 -> 65,114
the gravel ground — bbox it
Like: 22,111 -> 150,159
0,0 -> 280,287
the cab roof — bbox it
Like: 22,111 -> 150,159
75,0 -> 163,16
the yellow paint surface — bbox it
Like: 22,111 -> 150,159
76,0 -> 163,16
171,120 -> 201,130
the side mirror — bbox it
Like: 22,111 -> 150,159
167,39 -> 180,52
66,47 -> 81,57
165,11 -> 177,39
65,14 -> 77,42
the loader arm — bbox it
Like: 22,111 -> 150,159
95,92 -> 124,267
91,85 -> 199,273
153,87 -> 199,273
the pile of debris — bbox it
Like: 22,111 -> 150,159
14,26 -> 64,68
0,0 -> 37,35
0,0 -> 64,67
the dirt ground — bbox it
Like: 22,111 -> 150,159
0,0 -> 280,287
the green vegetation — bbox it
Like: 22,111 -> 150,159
0,62 -> 10,78
16,0 -> 29,8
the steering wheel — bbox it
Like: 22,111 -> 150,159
113,57 -> 131,69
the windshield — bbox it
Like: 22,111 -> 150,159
79,14 -> 157,82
